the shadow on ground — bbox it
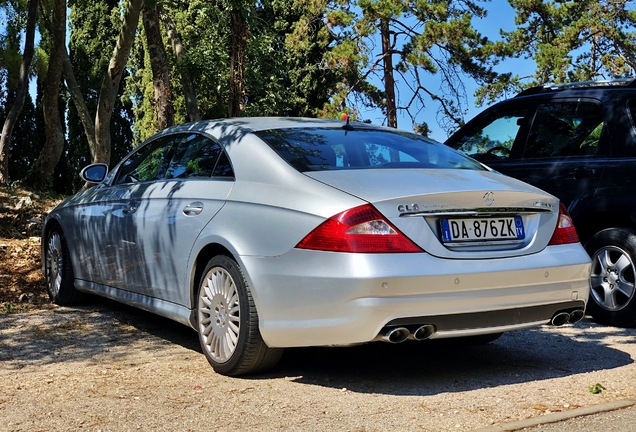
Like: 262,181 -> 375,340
1,299 -> 633,398
0,297 -> 201,367
272,323 -> 634,396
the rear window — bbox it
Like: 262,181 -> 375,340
255,127 -> 484,172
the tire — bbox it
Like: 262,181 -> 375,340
45,226 -> 81,305
584,228 -> 636,327
196,255 -> 283,376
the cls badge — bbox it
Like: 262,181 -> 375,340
483,191 -> 495,206
397,204 -> 420,213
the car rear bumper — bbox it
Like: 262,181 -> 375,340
240,243 -> 591,348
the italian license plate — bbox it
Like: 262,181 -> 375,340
440,216 -> 525,242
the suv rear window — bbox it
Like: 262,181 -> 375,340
256,127 -> 484,172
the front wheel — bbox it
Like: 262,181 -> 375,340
45,226 -> 81,305
196,255 -> 282,376
585,228 -> 636,327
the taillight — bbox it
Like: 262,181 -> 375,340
548,202 -> 579,245
296,204 -> 423,253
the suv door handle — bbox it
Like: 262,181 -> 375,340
183,201 -> 204,216
569,167 -> 596,178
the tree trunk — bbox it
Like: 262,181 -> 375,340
159,8 -> 201,123
94,0 -> 144,164
26,0 -> 66,188
63,47 -> 98,156
143,3 -> 174,131
381,19 -> 397,129
0,0 -> 38,185
228,8 -> 248,117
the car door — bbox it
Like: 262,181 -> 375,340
115,133 -> 234,306
501,98 -> 609,210
76,135 -> 181,294
580,96 -> 636,236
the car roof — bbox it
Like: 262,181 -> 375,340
515,78 -> 636,98
164,117 -> 392,135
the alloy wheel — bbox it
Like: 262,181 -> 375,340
197,267 -> 241,363
47,232 -> 64,297
590,246 -> 636,311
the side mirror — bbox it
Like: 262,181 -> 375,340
80,163 -> 109,184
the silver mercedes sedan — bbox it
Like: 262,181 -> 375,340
42,118 -> 591,376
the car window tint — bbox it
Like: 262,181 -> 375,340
165,134 -> 222,179
256,127 -> 484,172
365,143 -> 418,166
524,102 -> 603,158
116,136 -> 176,184
212,151 -> 234,178
453,108 -> 528,160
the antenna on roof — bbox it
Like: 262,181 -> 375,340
340,112 -> 354,132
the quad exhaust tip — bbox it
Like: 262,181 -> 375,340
550,308 -> 585,326
385,327 -> 410,343
410,324 -> 436,341
374,325 -> 437,343
568,309 -> 585,323
551,312 -> 571,326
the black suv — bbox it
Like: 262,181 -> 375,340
445,79 -> 636,327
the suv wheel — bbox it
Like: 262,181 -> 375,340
585,228 -> 636,327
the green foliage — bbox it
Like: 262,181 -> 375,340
320,0 -> 499,132
62,0 -> 133,194
0,0 -> 25,92
138,0 -> 345,127
125,21 -> 158,144
4,87 -> 44,181
588,383 -> 605,394
477,0 -> 636,104
12,0 -> 633,188
0,0 -> 44,186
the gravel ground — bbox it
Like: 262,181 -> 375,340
1,300 -> 635,432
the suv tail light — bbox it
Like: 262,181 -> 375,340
296,204 -> 423,253
548,202 -> 579,245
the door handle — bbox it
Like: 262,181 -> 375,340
122,204 -> 137,214
183,201 -> 204,216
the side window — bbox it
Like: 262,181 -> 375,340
165,134 -> 222,179
212,151 -> 235,178
116,136 -> 176,185
524,102 -> 603,158
454,108 -> 529,160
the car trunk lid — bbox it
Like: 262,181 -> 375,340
305,169 -> 561,259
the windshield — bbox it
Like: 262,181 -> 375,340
256,127 -> 484,172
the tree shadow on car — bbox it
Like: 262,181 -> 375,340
264,320 -> 635,396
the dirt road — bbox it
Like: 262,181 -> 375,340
1,300 -> 635,431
